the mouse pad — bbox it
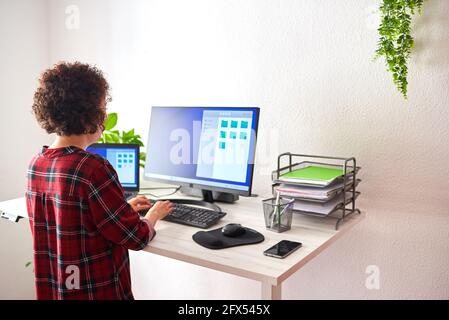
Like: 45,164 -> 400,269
192,227 -> 265,250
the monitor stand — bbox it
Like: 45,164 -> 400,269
159,186 -> 239,212
200,189 -> 239,204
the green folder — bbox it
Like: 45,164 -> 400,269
280,165 -> 344,185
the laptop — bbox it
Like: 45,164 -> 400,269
87,143 -> 140,200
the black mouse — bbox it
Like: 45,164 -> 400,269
221,223 -> 246,237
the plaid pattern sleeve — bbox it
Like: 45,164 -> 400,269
26,146 -> 154,300
88,161 -> 153,250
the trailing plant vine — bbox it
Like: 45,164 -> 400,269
375,0 -> 423,98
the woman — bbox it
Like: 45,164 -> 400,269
27,61 -> 173,300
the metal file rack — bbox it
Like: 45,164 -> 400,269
271,153 -> 361,230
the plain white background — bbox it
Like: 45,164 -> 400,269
0,0 -> 448,299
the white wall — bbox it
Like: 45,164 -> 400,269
0,0 -> 51,299
2,0 -> 448,299
0,0 -> 51,200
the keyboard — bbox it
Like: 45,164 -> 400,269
163,203 -> 226,229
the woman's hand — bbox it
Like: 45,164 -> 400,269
144,200 -> 174,227
128,195 -> 152,213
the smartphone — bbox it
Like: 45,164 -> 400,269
263,240 -> 302,259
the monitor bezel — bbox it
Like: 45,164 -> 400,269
87,143 -> 140,192
143,106 -> 260,197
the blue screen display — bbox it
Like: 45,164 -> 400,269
144,107 -> 259,192
87,145 -> 139,189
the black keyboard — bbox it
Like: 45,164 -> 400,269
163,203 -> 226,229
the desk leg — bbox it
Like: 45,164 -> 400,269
261,282 -> 282,300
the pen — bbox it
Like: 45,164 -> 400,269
272,191 -> 281,228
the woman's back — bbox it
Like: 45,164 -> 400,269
27,145 -> 152,300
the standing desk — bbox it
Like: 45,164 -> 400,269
140,192 -> 364,299
0,193 -> 364,300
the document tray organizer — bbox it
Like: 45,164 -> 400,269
271,153 -> 361,230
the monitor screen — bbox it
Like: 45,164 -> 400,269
87,143 -> 139,190
144,107 -> 259,195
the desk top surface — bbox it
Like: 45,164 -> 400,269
0,191 -> 364,285
140,192 -> 365,285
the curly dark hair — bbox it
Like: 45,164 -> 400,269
32,62 -> 111,136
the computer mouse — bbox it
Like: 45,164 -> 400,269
221,223 -> 246,237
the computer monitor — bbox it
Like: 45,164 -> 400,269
87,143 -> 140,195
144,107 -> 259,203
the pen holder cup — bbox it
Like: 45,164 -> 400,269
262,197 -> 295,233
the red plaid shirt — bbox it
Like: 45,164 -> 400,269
26,146 -> 155,300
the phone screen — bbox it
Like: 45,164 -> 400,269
264,240 -> 302,258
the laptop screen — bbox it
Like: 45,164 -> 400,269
87,143 -> 139,191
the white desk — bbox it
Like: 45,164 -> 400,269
1,190 -> 364,300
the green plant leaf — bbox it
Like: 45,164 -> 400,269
104,113 -> 118,130
130,139 -> 144,147
121,129 -> 137,143
139,151 -> 146,168
124,129 -> 135,139
119,130 -> 128,143
104,132 -> 120,143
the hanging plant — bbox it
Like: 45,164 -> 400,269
375,0 -> 423,99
